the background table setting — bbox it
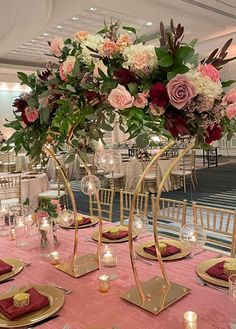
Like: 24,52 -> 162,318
0,215 -> 233,329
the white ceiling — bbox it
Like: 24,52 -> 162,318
0,0 -> 235,69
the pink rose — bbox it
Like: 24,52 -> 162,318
49,37 -> 64,57
116,33 -> 133,51
133,93 -> 148,109
36,210 -> 49,223
149,103 -> 165,116
100,38 -> 118,57
74,31 -> 89,42
24,107 -> 39,123
51,199 -> 62,213
59,56 -> 76,81
223,89 -> 236,104
198,64 -> 220,82
226,103 -> 236,119
108,84 -> 134,110
167,74 -> 197,109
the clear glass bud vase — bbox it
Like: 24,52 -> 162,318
38,217 -> 54,258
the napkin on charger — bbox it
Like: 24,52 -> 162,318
102,230 -> 128,240
205,261 -> 229,281
0,260 -> 13,275
72,217 -> 92,227
143,244 -> 181,257
0,287 -> 49,320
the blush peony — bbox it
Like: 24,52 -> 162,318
99,38 -> 118,57
108,84 -> 133,110
59,56 -> 76,81
167,75 -> 197,109
223,89 -> 236,104
226,103 -> 236,119
116,33 -> 133,51
198,64 -> 220,83
49,37 -> 64,57
24,107 -> 39,123
75,31 -> 89,42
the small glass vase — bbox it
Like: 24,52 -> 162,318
38,218 -> 54,258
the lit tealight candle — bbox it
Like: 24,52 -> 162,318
10,228 -> 16,240
50,251 -> 60,265
98,274 -> 110,292
102,246 -> 117,267
40,218 -> 50,230
183,311 -> 198,329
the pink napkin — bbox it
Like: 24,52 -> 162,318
143,244 -> 181,257
72,217 -> 92,227
102,230 -> 128,240
206,261 -> 229,281
0,260 -> 13,275
0,287 -> 49,320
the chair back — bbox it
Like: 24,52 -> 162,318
192,202 -> 236,257
0,175 -> 21,204
151,196 -> 187,238
140,158 -> 162,192
180,151 -> 195,173
120,190 -> 149,225
89,188 -> 114,221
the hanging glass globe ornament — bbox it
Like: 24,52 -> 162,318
58,209 -> 74,226
95,149 -> 122,172
81,174 -> 101,195
179,223 -> 206,256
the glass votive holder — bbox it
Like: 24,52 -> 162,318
9,228 -> 16,240
14,216 -> 29,248
0,205 -> 10,237
183,311 -> 198,329
50,251 -> 60,265
101,245 -> 117,267
98,274 -> 110,293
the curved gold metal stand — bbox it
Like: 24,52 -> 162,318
121,139 -> 194,313
43,145 -> 103,277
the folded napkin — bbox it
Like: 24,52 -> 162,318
0,287 -> 49,320
0,260 -> 13,275
143,244 -> 181,257
205,261 -> 229,281
102,229 -> 128,240
71,217 -> 92,227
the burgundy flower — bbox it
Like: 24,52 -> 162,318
205,124 -> 222,144
21,109 -> 31,125
13,98 -> 27,113
164,112 -> 190,138
38,69 -> 51,81
84,90 -> 101,105
114,68 -> 137,85
150,83 -> 169,107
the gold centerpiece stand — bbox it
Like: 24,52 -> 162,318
121,140 -> 194,314
43,145 -> 102,278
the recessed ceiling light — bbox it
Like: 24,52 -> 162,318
43,32 -> 49,36
31,39 -> 37,43
57,25 -> 63,29
72,16 -> 79,20
90,7 -> 96,11
146,21 -> 153,26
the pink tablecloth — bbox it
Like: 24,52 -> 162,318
0,226 -> 229,329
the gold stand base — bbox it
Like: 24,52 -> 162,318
121,276 -> 190,314
55,253 -> 99,278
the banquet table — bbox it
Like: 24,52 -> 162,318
0,172 -> 49,209
116,158 -> 179,192
0,224 -> 230,329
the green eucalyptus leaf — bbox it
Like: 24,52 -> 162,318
72,59 -> 81,76
167,65 -> 189,80
155,48 -> 173,67
174,46 -> 194,64
123,26 -> 136,34
222,80 -> 236,88
128,83 -> 138,95
66,85 -> 76,92
65,154 -> 75,163
136,133 -> 149,148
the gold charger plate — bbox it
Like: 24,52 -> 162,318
135,239 -> 191,261
59,214 -> 99,229
0,284 -> 64,328
196,257 -> 233,288
91,226 -> 138,243
0,258 -> 23,283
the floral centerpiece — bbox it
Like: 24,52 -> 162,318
2,20 -> 236,161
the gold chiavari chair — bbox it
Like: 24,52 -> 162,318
151,196 -> 187,238
89,188 -> 114,222
0,175 -> 21,205
171,150 -> 196,193
140,158 -> 163,193
120,190 -> 149,226
0,152 -> 16,172
192,202 -> 236,257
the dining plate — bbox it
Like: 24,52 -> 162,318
0,284 -> 64,328
196,257 -> 233,288
59,214 -> 99,229
91,226 -> 138,243
135,239 -> 191,261
0,258 -> 24,283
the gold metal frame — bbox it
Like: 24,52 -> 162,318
121,139 -> 195,313
43,145 -> 103,277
